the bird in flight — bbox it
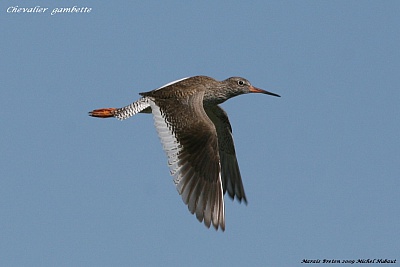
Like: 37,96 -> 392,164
89,76 -> 280,231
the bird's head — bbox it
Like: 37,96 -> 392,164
223,77 -> 281,98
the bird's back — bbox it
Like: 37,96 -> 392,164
140,76 -> 217,100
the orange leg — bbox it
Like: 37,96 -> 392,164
88,108 -> 117,118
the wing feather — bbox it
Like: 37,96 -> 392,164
148,92 -> 225,230
205,106 -> 247,204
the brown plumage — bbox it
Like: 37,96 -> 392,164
89,76 -> 280,231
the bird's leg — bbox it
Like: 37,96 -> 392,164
88,108 -> 117,118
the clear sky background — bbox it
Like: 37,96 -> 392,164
1,1 -> 399,266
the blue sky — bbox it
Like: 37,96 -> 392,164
1,1 -> 399,266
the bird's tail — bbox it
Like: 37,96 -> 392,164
88,97 -> 151,120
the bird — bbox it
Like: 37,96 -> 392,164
89,76 -> 280,231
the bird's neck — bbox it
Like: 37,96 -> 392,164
203,88 -> 242,105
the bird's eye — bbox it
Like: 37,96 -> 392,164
238,80 -> 245,86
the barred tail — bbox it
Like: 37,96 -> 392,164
113,97 -> 151,120
89,97 -> 151,120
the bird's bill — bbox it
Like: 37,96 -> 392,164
249,86 -> 281,97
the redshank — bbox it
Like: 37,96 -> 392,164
89,76 -> 280,231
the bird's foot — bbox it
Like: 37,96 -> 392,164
88,108 -> 117,118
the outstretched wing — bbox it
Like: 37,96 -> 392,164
205,106 -> 247,203
146,91 -> 225,231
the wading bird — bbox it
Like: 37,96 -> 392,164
89,76 -> 280,231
